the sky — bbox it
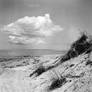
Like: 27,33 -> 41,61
0,0 -> 92,50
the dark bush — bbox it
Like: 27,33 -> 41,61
49,77 -> 66,90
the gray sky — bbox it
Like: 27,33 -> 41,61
0,0 -> 92,50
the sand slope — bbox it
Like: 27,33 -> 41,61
0,53 -> 92,92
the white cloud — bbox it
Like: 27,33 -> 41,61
2,14 -> 63,45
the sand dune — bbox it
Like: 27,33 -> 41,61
0,32 -> 92,92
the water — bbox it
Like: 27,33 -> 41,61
0,49 -> 66,58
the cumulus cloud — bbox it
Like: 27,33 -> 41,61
2,14 -> 63,45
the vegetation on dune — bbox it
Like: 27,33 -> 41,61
61,32 -> 92,62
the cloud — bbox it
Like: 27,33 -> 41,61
2,14 -> 63,45
8,35 -> 45,44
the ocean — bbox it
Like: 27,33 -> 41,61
0,49 -> 66,58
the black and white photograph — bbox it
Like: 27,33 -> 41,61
0,0 -> 92,92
